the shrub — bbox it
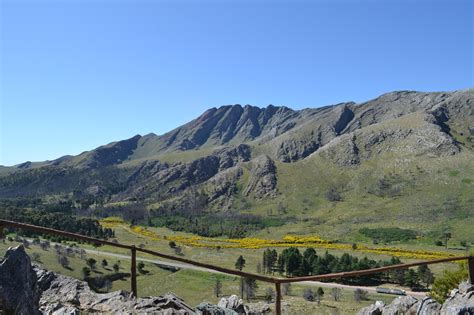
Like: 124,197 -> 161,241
303,288 -> 315,301
354,289 -> 368,302
430,264 -> 468,303
359,227 -> 418,243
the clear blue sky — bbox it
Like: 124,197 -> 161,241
1,0 -> 472,166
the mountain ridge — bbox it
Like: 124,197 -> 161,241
1,88 -> 473,241
4,88 -> 471,170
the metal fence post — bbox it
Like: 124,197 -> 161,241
275,282 -> 281,315
131,245 -> 137,297
468,257 -> 474,285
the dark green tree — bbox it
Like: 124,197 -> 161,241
235,255 -> 246,271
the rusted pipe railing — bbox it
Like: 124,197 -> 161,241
131,245 -> 137,297
0,219 -> 472,315
277,255 -> 472,283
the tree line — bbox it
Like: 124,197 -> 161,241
261,247 -> 434,289
0,206 -> 114,241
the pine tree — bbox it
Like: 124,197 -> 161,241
235,255 -> 246,271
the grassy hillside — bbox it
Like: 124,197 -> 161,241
236,150 -> 474,244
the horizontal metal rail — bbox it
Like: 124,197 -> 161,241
277,255 -> 472,283
0,219 -> 472,315
0,219 -> 276,283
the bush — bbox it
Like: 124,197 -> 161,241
282,283 -> 292,296
82,266 -> 91,279
325,187 -> 342,202
359,227 -> 418,243
303,288 -> 315,301
264,287 -> 275,302
430,264 -> 468,303
354,289 -> 368,302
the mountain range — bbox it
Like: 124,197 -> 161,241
1,89 -> 473,241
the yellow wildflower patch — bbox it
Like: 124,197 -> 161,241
100,217 -> 456,260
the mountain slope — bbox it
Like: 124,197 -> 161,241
1,88 -> 473,241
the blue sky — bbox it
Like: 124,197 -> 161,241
0,0 -> 472,166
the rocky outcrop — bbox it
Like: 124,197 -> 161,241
358,282 -> 473,315
318,111 -> 460,167
205,166 -> 243,210
158,105 -> 299,151
0,245 -> 195,314
276,134 -> 321,163
196,302 -> 237,315
440,281 -> 474,314
214,144 -> 252,170
243,155 -> 277,198
0,245 -> 40,314
196,295 -> 270,315
217,295 -> 246,313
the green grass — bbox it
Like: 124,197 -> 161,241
0,239 -> 407,313
232,150 -> 474,246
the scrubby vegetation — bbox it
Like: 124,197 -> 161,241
149,214 -> 287,238
359,227 -> 418,243
0,199 -> 114,241
430,263 -> 469,303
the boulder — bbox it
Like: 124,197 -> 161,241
381,295 -> 418,314
245,302 -> 271,314
0,245 -> 40,315
410,297 -> 441,315
196,302 -> 237,315
207,296 -> 270,315
217,295 -> 245,312
357,300 -> 384,315
358,282 -> 474,315
440,281 -> 474,315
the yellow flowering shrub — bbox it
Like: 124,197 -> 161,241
100,217 -> 456,260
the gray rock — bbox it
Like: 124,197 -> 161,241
381,295 -> 418,314
208,296 -> 270,315
359,282 -> 474,315
440,281 -> 474,315
244,302 -> 271,314
217,294 -> 245,311
38,268 -> 196,314
0,245 -> 40,315
196,302 -> 237,315
244,155 -> 277,198
412,297 -> 441,315
357,300 -> 385,315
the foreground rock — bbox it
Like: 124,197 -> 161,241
441,281 -> 474,314
0,245 -> 40,314
357,282 -> 473,315
196,295 -> 270,315
0,245 -> 195,314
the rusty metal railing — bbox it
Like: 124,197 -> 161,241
0,219 -> 472,315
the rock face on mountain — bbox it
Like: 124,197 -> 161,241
0,245 -> 195,314
357,282 -> 474,315
0,88 -> 472,214
243,155 -> 277,198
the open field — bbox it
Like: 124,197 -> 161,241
3,210 -> 470,308
0,239 -> 401,314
